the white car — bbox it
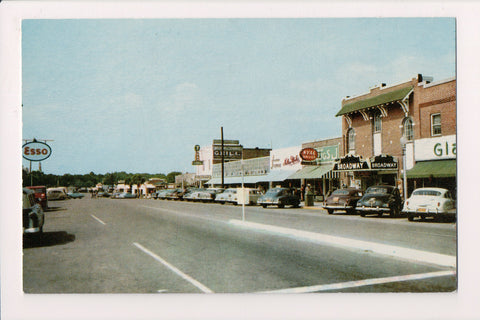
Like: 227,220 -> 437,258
214,188 -> 237,204
402,187 -> 456,221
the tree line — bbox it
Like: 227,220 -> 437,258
22,168 -> 182,188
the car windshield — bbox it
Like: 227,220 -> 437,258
332,190 -> 349,195
412,190 -> 442,196
366,187 -> 390,194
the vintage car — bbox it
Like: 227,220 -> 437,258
23,188 -> 45,234
402,187 -> 456,221
165,188 -> 187,200
214,188 -> 238,204
67,192 -> 85,199
26,185 -> 48,210
116,192 -> 136,199
323,188 -> 363,214
257,187 -> 300,208
356,185 -> 402,217
184,188 -> 219,202
47,187 -> 69,200
156,189 -> 175,200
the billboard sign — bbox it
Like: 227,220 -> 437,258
22,141 -> 52,162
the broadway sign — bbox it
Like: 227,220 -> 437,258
334,154 -> 369,171
370,154 -> 398,170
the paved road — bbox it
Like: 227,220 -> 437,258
23,197 -> 456,293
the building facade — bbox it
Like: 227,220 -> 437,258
335,74 -> 456,197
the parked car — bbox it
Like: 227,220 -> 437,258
26,185 -> 48,210
47,187 -> 69,200
23,188 -> 45,234
257,187 -> 301,208
183,189 -> 214,202
67,192 -> 85,199
165,188 -> 187,200
356,185 -> 402,217
402,187 -> 456,221
214,188 -> 238,204
156,189 -> 175,200
117,192 -> 136,199
323,188 -> 363,214
97,191 -> 112,198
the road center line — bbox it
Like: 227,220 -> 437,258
90,214 -> 106,225
229,220 -> 456,268
257,270 -> 456,293
133,242 -> 214,293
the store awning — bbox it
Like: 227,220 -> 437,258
287,164 -> 335,179
336,86 -> 413,116
406,160 -> 456,178
257,170 -> 298,182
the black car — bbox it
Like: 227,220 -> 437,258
356,185 -> 402,217
323,188 -> 363,214
257,187 -> 300,208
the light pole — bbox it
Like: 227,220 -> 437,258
241,158 -> 245,221
400,136 -> 408,200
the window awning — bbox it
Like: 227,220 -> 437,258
336,86 -> 413,116
406,160 -> 456,178
287,164 -> 335,179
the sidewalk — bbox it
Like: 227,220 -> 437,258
301,201 -> 325,210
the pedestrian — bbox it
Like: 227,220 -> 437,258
300,184 -> 305,201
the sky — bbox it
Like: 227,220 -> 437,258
22,18 -> 456,175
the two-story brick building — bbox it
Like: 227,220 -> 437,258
335,74 -> 456,198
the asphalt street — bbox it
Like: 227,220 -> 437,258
23,197 -> 457,293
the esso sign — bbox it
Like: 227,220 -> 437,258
299,148 -> 318,161
22,141 -> 52,162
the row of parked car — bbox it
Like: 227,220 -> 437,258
152,187 -> 302,208
323,185 -> 456,222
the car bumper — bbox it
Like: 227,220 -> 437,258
323,204 -> 355,210
356,206 -> 391,212
23,227 -> 42,234
403,208 -> 456,216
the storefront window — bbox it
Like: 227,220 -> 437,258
348,128 -> 355,153
403,117 -> 414,141
431,113 -> 441,136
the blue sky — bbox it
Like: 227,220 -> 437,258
22,18 -> 455,175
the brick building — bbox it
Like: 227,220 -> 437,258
335,74 -> 456,197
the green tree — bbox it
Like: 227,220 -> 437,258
166,171 -> 182,184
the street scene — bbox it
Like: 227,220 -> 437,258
4,4 -> 477,319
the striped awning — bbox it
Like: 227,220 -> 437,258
287,164 -> 335,179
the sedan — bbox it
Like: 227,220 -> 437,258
215,188 -> 238,204
323,188 -> 363,214
23,188 -> 45,234
116,192 -> 136,199
257,187 -> 300,208
403,188 -> 456,222
67,192 -> 85,199
356,185 -> 402,217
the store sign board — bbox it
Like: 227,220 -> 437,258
22,141 -> 52,162
370,154 -> 398,170
334,154 -> 369,171
415,135 -> 456,161
213,145 -> 243,160
300,148 -> 318,165
316,145 -> 339,164
270,146 -> 302,170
